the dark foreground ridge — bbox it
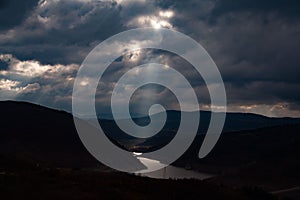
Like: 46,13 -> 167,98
0,156 -> 276,200
0,101 -> 299,199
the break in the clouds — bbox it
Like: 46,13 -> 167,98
0,0 -> 300,117
0,54 -> 78,110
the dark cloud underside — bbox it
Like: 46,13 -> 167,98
0,0 -> 39,31
0,0 -> 299,117
212,0 -> 300,17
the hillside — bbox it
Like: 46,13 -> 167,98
0,101 -> 100,168
0,101 -> 299,199
0,101 -> 282,200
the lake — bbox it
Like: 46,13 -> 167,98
133,153 -> 214,180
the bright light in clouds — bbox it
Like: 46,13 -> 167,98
159,10 -> 174,18
128,49 -> 141,62
38,0 -> 46,7
0,54 -> 78,100
0,79 -> 20,91
135,15 -> 173,29
128,10 -> 175,29
151,19 -> 171,29
65,0 -> 139,4
0,54 -> 78,78
0,79 -> 40,94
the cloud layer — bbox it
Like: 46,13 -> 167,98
0,0 -> 300,117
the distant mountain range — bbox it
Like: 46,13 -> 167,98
101,109 -> 300,133
1,101 -> 300,199
1,100 -> 300,167
100,105 -> 300,149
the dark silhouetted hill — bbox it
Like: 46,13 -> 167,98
0,101 -> 281,200
0,101 -> 100,168
0,101 -> 298,199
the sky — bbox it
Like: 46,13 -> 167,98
0,0 -> 300,117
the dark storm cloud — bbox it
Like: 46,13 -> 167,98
209,14 -> 300,107
212,0 -> 300,18
0,0 -> 39,31
207,14 -> 300,84
155,0 -> 300,19
0,0 -> 300,116
150,0 -> 300,116
0,0 -> 126,65
0,60 -> 8,70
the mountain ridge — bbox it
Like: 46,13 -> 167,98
1,100 -> 300,162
